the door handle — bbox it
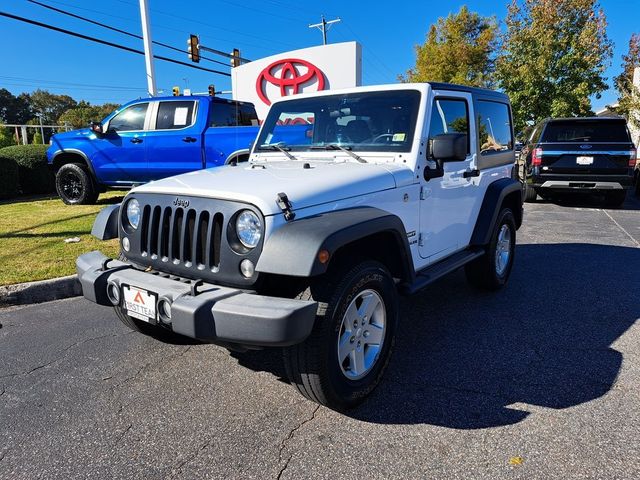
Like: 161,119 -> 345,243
130,138 -> 143,144
463,169 -> 480,178
182,137 -> 197,143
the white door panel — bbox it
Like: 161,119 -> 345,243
419,91 -> 482,262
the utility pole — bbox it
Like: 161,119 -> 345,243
37,114 -> 45,144
309,15 -> 341,45
138,0 -> 157,96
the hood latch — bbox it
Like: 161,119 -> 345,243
276,192 -> 296,221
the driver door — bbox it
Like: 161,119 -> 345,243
419,92 -> 479,262
92,102 -> 150,184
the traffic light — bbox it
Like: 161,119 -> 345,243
172,86 -> 180,96
208,84 -> 215,96
231,48 -> 240,68
187,34 -> 200,63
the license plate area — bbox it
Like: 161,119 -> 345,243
576,156 -> 594,165
123,285 -> 157,323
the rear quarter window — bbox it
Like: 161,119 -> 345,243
541,120 -> 631,143
476,101 -> 513,154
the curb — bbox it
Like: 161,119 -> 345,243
0,275 -> 82,307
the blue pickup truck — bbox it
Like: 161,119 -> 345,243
47,95 -> 261,204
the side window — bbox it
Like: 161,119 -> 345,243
109,103 -> 148,132
428,98 -> 469,153
238,104 -> 259,126
155,101 -> 196,130
476,101 -> 513,154
210,103 -> 237,127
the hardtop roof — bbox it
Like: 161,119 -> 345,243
427,82 -> 510,102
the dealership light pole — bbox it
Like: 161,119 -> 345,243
309,15 -> 341,45
139,0 -> 157,96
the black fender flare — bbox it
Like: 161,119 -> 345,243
470,177 -> 523,246
256,207 -> 414,280
51,148 -> 99,181
91,203 -> 120,240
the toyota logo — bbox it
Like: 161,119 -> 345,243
256,58 -> 326,106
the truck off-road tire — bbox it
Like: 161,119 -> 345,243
524,184 -> 537,203
603,190 -> 627,208
465,208 -> 516,291
283,261 -> 399,410
635,174 -> 640,197
55,163 -> 99,205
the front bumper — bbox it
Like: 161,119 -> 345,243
76,251 -> 317,347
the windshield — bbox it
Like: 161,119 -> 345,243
255,90 -> 421,153
541,120 -> 631,143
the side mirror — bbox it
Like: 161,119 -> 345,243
429,133 -> 467,162
90,121 -> 104,135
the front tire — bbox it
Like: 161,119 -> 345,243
283,261 -> 398,410
524,184 -> 538,203
55,163 -> 99,205
465,208 -> 516,290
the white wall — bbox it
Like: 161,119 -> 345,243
231,42 -> 362,120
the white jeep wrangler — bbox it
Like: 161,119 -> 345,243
77,83 -> 522,410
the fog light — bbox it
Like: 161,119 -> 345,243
240,259 -> 255,278
122,236 -> 130,252
107,281 -> 120,305
157,297 -> 172,323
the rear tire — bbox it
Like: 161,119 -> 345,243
524,184 -> 538,203
55,163 -> 99,205
634,173 -> 640,197
603,190 -> 627,208
283,261 -> 398,410
465,208 -> 516,290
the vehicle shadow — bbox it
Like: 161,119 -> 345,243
232,243 -> 640,428
538,190 -> 640,211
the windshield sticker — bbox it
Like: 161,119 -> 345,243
392,133 -> 406,142
174,107 -> 189,126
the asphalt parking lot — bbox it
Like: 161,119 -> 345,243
1,193 -> 639,480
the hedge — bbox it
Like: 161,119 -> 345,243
0,156 -> 19,199
0,145 -> 55,195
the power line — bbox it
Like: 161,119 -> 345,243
0,74 -> 149,90
33,0 -> 294,56
27,0 -> 230,68
0,11 -> 231,77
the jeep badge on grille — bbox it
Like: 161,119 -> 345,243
173,197 -> 190,208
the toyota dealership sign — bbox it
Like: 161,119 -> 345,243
232,41 -> 362,119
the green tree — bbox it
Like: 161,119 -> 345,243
58,102 -> 120,130
496,0 -> 613,133
0,127 -> 16,148
0,89 -> 31,124
612,33 -> 640,129
401,6 -> 498,87
29,89 -> 77,125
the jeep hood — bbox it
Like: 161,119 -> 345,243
132,160 -> 411,216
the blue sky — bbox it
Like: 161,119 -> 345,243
1,0 -> 638,111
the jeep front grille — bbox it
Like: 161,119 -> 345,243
140,205 -> 224,270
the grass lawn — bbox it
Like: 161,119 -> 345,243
0,192 -> 123,286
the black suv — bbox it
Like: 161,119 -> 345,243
518,117 -> 636,206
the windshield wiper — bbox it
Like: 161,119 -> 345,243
259,142 -> 298,161
310,144 -> 367,163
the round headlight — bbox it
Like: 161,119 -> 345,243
126,199 -> 141,229
236,210 -> 262,249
